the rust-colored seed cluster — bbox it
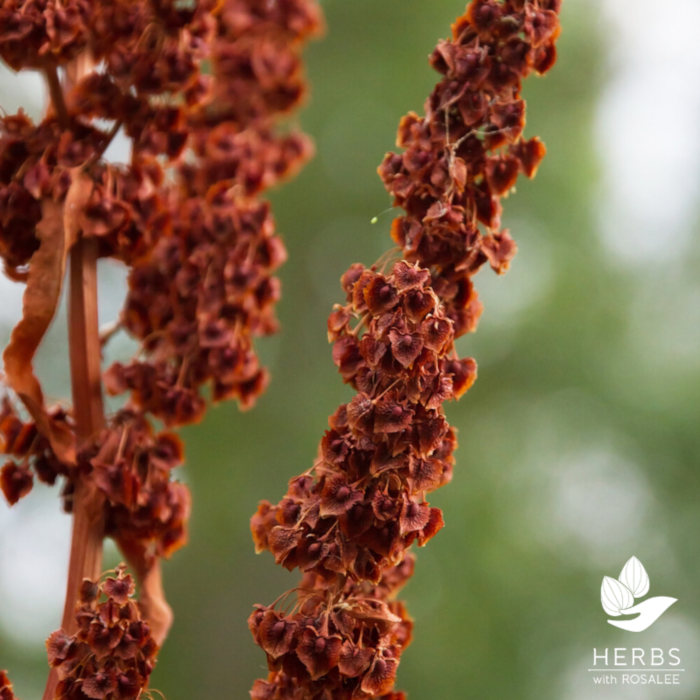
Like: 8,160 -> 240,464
46,566 -> 157,700
0,397 -> 67,503
380,0 -> 560,337
0,0 -> 321,696
1,671 -> 17,700
250,261 -> 470,699
249,1 -> 561,697
105,1 -> 323,421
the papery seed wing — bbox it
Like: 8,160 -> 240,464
344,599 -> 403,625
601,575 -> 634,616
619,556 -> 650,598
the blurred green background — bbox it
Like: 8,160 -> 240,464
2,1 -> 700,698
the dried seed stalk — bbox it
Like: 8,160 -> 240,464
249,2 -> 562,697
0,1 -> 322,696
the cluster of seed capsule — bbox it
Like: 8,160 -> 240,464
250,0 -> 561,696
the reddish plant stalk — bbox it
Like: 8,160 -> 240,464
43,236 -> 106,700
38,52 -> 106,696
67,238 -> 104,446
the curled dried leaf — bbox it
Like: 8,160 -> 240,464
2,197 -> 76,463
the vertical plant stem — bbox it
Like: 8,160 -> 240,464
41,55 -> 105,700
43,64 -> 69,125
67,237 -> 105,446
43,238 -> 105,699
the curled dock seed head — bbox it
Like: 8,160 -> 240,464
0,0 -> 322,691
46,565 -> 157,699
379,0 -> 560,338
1,0 -> 322,424
250,0 -> 560,695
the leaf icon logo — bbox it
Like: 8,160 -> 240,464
600,555 -> 677,632
601,575 -> 634,616
619,556 -> 650,598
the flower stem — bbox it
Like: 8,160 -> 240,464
43,64 -> 69,126
43,237 -> 105,700
67,237 -> 105,444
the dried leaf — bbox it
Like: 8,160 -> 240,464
117,536 -> 172,646
3,199 -> 74,462
2,172 -> 94,464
